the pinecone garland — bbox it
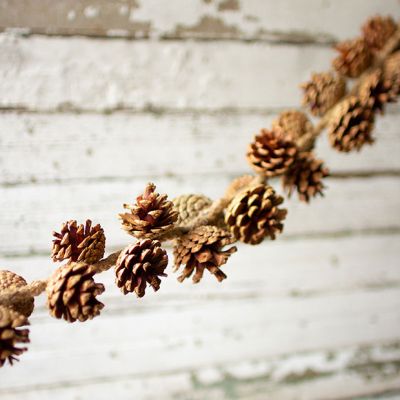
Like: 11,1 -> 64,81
52,220 -> 105,264
119,183 -> 178,239
46,262 -> 105,323
247,128 -> 298,177
0,270 -> 34,317
301,72 -> 346,116
225,184 -> 287,245
115,240 -> 168,297
0,306 -> 29,367
362,15 -> 397,51
173,194 -> 212,226
272,110 -> 314,141
328,96 -> 375,152
332,38 -> 372,78
359,69 -> 398,113
282,153 -> 329,203
173,226 -> 237,283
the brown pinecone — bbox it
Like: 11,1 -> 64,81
225,184 -> 287,245
272,110 -> 314,141
332,38 -> 372,78
362,15 -> 397,51
383,51 -> 400,95
173,226 -> 237,283
359,69 -> 398,114
119,183 -> 178,239
46,262 -> 105,323
282,152 -> 329,203
115,240 -> 168,297
301,72 -> 346,116
173,194 -> 212,226
0,306 -> 29,367
328,96 -> 375,152
0,270 -> 34,317
52,220 -> 105,264
247,128 -> 298,177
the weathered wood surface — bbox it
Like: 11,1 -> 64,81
0,1 -> 399,398
0,111 -> 399,185
1,0 -> 399,43
0,235 -> 400,399
1,176 -> 400,256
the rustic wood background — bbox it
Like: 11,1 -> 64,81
0,1 -> 400,399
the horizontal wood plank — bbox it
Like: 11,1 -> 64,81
0,175 -> 399,256
0,111 -> 399,185
0,0 -> 399,43
0,34 -> 333,111
0,233 -> 400,398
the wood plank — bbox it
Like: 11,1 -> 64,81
0,0 -> 399,42
0,34 -> 333,111
0,175 -> 399,256
1,235 -> 399,398
0,111 -> 399,185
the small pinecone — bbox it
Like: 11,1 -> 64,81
46,262 -> 105,323
282,152 -> 329,203
247,128 -> 298,177
359,69 -> 398,114
0,306 -> 29,367
332,38 -> 372,78
173,194 -> 212,226
225,184 -> 287,245
115,240 -> 168,297
0,270 -> 34,317
301,72 -> 346,116
328,96 -> 375,152
52,220 -> 105,264
173,226 -> 237,283
119,183 -> 178,239
362,15 -> 397,51
383,51 -> 400,94
272,110 -> 314,141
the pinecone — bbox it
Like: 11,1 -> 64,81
46,262 -> 105,323
173,194 -> 212,226
328,96 -> 375,152
119,183 -> 178,239
52,220 -> 105,264
362,15 -> 397,51
301,72 -> 346,116
0,270 -> 34,317
272,110 -> 314,141
383,51 -> 400,95
0,306 -> 29,367
332,38 -> 372,78
359,69 -> 398,114
115,240 -> 168,297
173,226 -> 237,283
282,152 -> 329,203
225,184 -> 287,245
247,128 -> 298,177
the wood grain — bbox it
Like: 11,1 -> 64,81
1,0 -> 399,42
0,235 -> 399,399
0,111 -> 399,185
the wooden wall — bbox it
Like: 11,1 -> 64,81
0,1 -> 400,399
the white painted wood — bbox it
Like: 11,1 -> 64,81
1,0 -> 399,43
0,34 -> 335,111
0,235 -> 400,399
1,176 -> 399,256
0,111 -> 399,184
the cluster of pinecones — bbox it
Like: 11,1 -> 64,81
1,14 -> 399,369
247,15 -> 399,203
